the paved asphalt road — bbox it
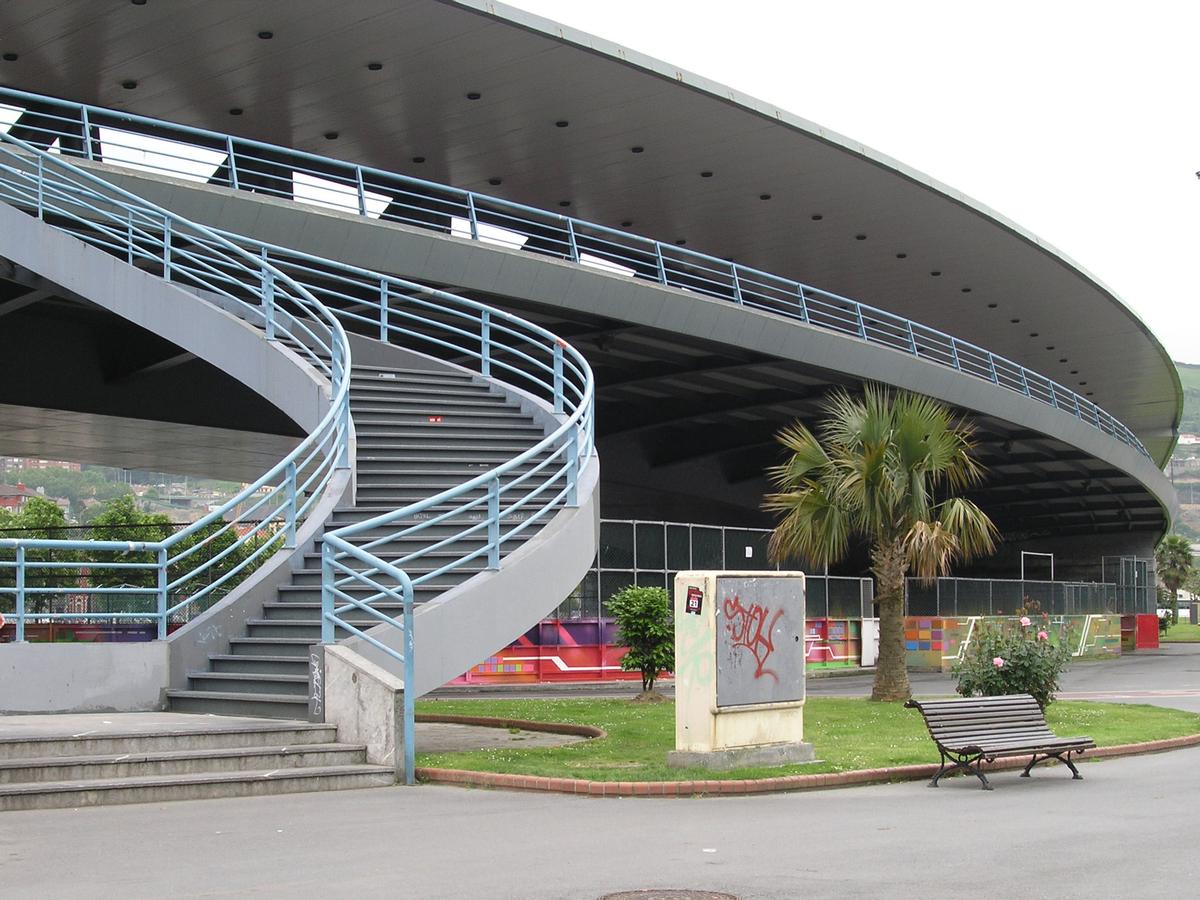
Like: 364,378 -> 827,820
5,644 -> 1200,899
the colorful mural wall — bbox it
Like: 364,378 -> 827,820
905,614 -> 1123,672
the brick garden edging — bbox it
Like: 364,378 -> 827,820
414,732 -> 1200,797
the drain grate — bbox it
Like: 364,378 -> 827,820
601,892 -> 738,900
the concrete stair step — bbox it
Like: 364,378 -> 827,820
0,742 -> 366,784
0,764 -> 394,811
351,364 -> 476,381
227,637 -> 319,657
187,671 -> 312,696
261,601 -> 406,621
166,690 -> 312,719
0,722 -> 337,761
208,654 -> 310,676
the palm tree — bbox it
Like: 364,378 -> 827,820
764,385 -> 997,701
1155,534 -> 1194,626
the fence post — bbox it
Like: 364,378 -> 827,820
162,217 -> 172,281
379,279 -> 389,341
553,343 -> 564,414
284,462 -> 297,549
466,193 -> 479,241
261,248 -> 276,340
487,477 -> 501,570
480,310 -> 491,377
80,106 -> 93,160
402,582 -> 415,786
566,425 -> 579,507
566,219 -> 579,262
156,547 -> 168,640
321,542 -> 335,645
15,545 -> 25,642
226,136 -> 239,190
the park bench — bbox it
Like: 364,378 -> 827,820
905,694 -> 1095,790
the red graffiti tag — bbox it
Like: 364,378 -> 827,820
723,595 -> 783,682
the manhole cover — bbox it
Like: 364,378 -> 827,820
600,893 -> 737,900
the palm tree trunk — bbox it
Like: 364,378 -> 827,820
871,540 -> 912,702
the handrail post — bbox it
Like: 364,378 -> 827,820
655,243 -> 667,285
487,477 -> 501,570
379,279 -> 389,341
36,156 -> 43,218
162,217 -> 172,281
402,582 -> 415,786
337,397 -> 351,470
284,462 -> 298,549
949,338 -> 962,370
855,304 -> 866,339
480,310 -> 491,377
731,265 -> 744,304
261,248 -> 276,340
225,136 -> 239,190
987,354 -> 999,385
566,425 -> 579,507
321,542 -> 335,645
15,545 -> 25,642
566,219 -> 579,262
156,547 -> 168,641
127,211 -> 134,264
906,321 -> 917,355
466,193 -> 479,241
80,106 -> 93,160
355,167 -> 368,216
552,343 -> 564,414
796,285 -> 809,323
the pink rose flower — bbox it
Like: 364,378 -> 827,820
1020,616 -> 1031,627
992,656 -> 1005,668
1037,631 -> 1049,641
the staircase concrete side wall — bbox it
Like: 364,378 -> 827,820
0,642 -> 168,713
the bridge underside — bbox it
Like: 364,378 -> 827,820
0,259 -> 302,481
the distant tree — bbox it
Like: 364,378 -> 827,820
0,497 -> 77,613
765,386 -> 997,702
1155,534 -> 1194,626
608,585 -> 674,695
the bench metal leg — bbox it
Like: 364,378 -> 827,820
930,749 -> 992,790
1020,750 -> 1084,780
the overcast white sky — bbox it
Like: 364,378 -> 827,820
508,0 -> 1200,364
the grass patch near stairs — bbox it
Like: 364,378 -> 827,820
414,696 -> 1200,783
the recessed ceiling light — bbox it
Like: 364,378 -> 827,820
700,171 -> 713,178
811,214 -> 823,221
466,92 -> 482,100
930,270 -> 941,277
228,107 -> 243,116
121,79 -> 137,90
1,53 -> 18,62
620,221 -> 633,228
1079,381 -> 1088,386
1086,391 -> 1094,396
1046,346 -> 1055,350
324,131 -> 338,140
675,239 -> 687,245
961,287 -> 972,293
131,0 -> 147,5
411,156 -> 425,164
896,252 -> 907,259
855,234 -> 867,241
367,62 -> 383,71
631,146 -> 644,154
257,31 -> 273,40
1059,357 -> 1068,363
487,177 -> 502,186
1029,332 -> 1039,337
1010,318 -> 1020,324
558,200 -> 571,207
759,193 -> 772,201
555,120 -> 569,128
1070,370 -> 1079,375
987,303 -> 998,308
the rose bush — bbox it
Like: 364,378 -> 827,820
953,614 -> 1072,709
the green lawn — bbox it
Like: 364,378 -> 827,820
415,696 -> 1200,782
1162,622 -> 1200,643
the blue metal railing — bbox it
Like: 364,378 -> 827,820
0,123 -> 596,785
0,127 -> 353,642
0,86 -> 1151,461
